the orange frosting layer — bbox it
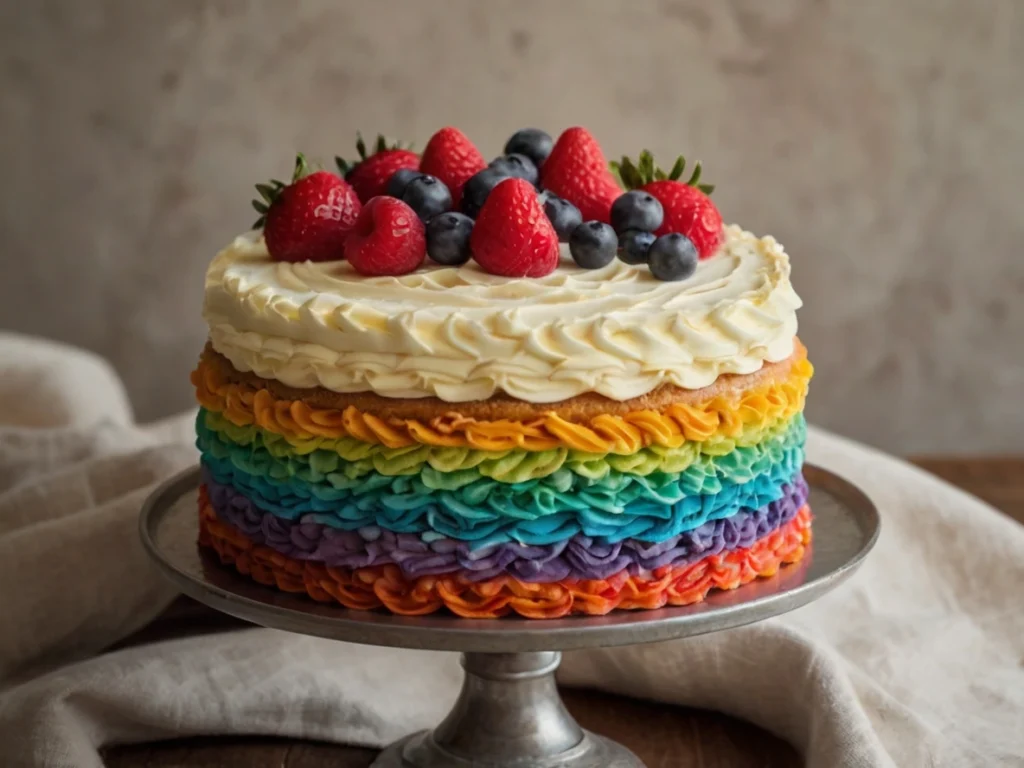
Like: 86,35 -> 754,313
198,497 -> 812,619
192,355 -> 812,454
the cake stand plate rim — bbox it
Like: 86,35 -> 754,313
139,463 -> 879,653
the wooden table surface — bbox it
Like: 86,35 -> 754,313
104,458 -> 1024,768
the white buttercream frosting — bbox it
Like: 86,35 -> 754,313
203,225 -> 802,402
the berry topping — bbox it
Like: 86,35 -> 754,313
386,168 -> 424,199
617,229 -> 656,265
335,134 -> 419,204
489,153 -> 539,186
461,168 -> 509,218
542,195 -> 583,242
252,154 -> 361,263
648,233 -> 699,281
343,196 -> 426,276
612,151 -> 723,259
419,126 -> 487,208
426,212 -> 474,266
610,190 -> 664,234
504,128 -> 554,168
540,127 -> 622,224
401,173 -> 452,222
470,177 -> 560,278
568,221 -> 617,269
249,129 -> 728,281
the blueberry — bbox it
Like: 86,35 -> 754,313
618,229 -> 656,265
503,128 -> 554,168
489,153 -> 539,186
542,196 -> 583,242
648,233 -> 699,281
401,174 -> 452,222
386,168 -> 424,199
569,221 -> 618,269
610,191 -> 664,234
426,212 -> 474,266
461,168 -> 510,218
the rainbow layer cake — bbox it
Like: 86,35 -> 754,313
193,126 -> 812,619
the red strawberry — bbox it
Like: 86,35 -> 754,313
612,151 -> 723,259
344,196 -> 426,276
419,127 -> 486,208
644,182 -> 723,258
540,127 -> 622,224
336,133 -> 419,204
470,177 -> 560,278
253,154 -> 361,263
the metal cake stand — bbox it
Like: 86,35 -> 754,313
140,464 -> 879,768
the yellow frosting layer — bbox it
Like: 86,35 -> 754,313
200,409 -> 805,483
203,226 -> 802,403
192,354 -> 812,454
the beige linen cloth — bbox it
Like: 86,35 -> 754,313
0,331 -> 1021,768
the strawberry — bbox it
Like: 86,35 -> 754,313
344,196 -> 426,276
644,182 -> 723,258
540,127 -> 622,224
470,177 -> 560,278
611,151 -> 723,259
419,127 -> 486,208
335,133 -> 419,204
252,154 -> 361,263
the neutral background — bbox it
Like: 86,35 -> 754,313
1,0 -> 1021,453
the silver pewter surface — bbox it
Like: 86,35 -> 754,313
368,652 -> 645,767
140,462 -> 878,768
139,464 -> 879,653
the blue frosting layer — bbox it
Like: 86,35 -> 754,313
200,450 -> 802,547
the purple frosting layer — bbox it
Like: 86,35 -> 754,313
205,475 -> 809,583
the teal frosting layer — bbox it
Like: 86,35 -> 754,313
199,417 -> 804,518
199,450 -> 803,547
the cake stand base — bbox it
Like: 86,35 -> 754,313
372,651 -> 641,767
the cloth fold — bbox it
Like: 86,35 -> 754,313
0,332 -> 1021,767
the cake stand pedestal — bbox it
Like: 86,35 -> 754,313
140,464 -> 879,768
375,651 -> 635,767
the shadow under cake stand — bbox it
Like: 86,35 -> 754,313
140,464 -> 879,768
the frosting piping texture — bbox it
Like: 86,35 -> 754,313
203,477 -> 808,582
198,431 -> 805,521
198,408 -> 804,483
198,498 -> 812,618
194,217 -> 812,619
192,351 -> 812,453
198,408 -> 805,488
201,458 -> 801,546
202,226 -> 802,403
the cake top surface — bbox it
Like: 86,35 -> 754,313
203,126 -> 803,403
203,225 -> 801,402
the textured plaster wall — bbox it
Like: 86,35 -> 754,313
1,0 -> 1022,453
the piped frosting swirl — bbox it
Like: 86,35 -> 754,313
205,475 -> 808,582
203,225 -> 802,402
